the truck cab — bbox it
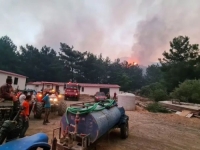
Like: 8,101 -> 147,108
64,82 -> 80,101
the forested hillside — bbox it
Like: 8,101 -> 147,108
1,35 -> 200,101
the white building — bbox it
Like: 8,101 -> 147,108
26,81 -> 120,96
0,70 -> 27,90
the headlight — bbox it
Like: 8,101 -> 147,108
54,98 -> 57,101
58,95 -> 62,98
50,98 -> 53,101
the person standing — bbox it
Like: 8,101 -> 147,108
0,76 -> 17,101
19,95 -> 31,138
42,92 -> 51,125
29,91 -> 36,117
19,91 -> 27,105
113,92 -> 117,100
106,92 -> 110,99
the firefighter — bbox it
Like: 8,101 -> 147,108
0,76 -> 17,101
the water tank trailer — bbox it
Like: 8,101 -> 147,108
52,100 -> 129,150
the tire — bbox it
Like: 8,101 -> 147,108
34,102 -> 43,119
120,121 -> 129,139
58,100 -> 67,116
64,96 -> 68,100
76,97 -> 79,101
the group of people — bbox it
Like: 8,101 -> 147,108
0,76 -> 52,138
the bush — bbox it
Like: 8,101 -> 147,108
140,82 -> 168,101
146,102 -> 169,113
170,79 -> 200,104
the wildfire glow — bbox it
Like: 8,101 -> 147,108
127,59 -> 138,65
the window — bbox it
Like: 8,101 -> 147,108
82,87 -> 84,92
14,77 -> 18,85
35,85 -> 39,87
7,76 -> 12,78
46,85 -> 50,88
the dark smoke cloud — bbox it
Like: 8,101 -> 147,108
132,0 -> 200,65
1,0 -> 200,65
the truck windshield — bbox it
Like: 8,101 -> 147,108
67,85 -> 78,89
96,92 -> 105,96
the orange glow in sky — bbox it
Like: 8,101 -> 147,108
127,59 -> 138,65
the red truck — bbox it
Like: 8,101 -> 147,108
64,82 -> 80,101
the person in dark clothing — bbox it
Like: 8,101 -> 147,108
0,77 -> 17,101
106,92 -> 110,99
19,95 -> 31,138
113,92 -> 117,100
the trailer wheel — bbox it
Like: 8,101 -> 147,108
58,100 -> 67,116
76,97 -> 79,101
120,121 -> 129,139
34,102 -> 43,119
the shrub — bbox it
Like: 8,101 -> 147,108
140,82 -> 168,101
170,79 -> 200,104
146,102 -> 169,113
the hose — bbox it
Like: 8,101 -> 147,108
65,99 -> 116,124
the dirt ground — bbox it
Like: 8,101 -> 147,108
27,95 -> 200,150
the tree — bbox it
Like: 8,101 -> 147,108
19,45 -> 42,81
0,35 -> 146,92
159,36 -> 200,91
59,43 -> 87,82
145,64 -> 163,85
80,53 -> 101,83
0,36 -> 21,73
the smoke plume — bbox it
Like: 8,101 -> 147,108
131,0 -> 200,65
0,0 -> 200,65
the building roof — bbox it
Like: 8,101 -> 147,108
27,81 -> 120,88
0,70 -> 27,78
79,83 -> 120,88
27,81 -> 62,86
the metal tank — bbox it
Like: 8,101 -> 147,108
60,106 -> 123,143
118,93 -> 136,111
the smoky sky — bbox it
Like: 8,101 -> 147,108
1,0 -> 200,65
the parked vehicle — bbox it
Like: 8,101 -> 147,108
33,82 -> 67,119
0,100 -> 50,149
64,82 -> 80,101
94,92 -> 107,102
0,132 -> 50,150
52,100 -> 129,150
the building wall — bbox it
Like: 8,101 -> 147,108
26,84 -> 120,96
109,88 -> 120,97
0,73 -> 26,90
80,87 -> 120,96
80,87 -> 100,95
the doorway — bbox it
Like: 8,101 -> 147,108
100,88 -> 110,94
56,86 -> 59,92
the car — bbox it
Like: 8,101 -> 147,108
94,92 -> 107,102
64,82 -> 80,101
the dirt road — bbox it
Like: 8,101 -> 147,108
27,96 -> 200,150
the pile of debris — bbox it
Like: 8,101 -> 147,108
159,100 -> 200,118
135,96 -> 200,119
